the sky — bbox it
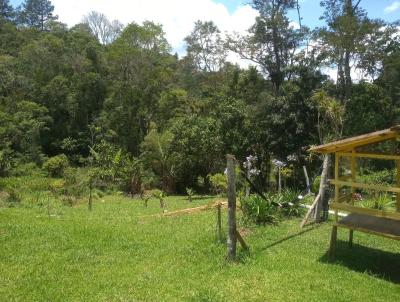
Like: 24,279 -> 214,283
9,0 -> 400,68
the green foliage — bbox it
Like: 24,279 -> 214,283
241,189 -> 304,224
186,187 -> 194,202
357,169 -> 396,188
361,194 -> 395,211
280,189 -> 305,218
151,189 -> 166,208
18,0 -> 58,31
43,154 -> 69,177
208,173 -> 227,195
241,194 -> 280,225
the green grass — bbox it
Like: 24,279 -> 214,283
0,191 -> 400,301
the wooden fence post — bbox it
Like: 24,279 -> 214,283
316,154 -> 330,222
226,154 -> 237,260
216,203 -> 222,243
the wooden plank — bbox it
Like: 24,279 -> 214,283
236,230 -> 249,250
338,152 -> 400,161
331,202 -> 400,221
397,160 -> 400,212
330,179 -> 400,193
335,223 -> 400,241
334,153 -> 339,222
309,127 -> 399,153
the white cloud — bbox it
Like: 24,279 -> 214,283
52,0 -> 258,58
384,1 -> 400,13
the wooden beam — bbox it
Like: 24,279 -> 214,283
226,154 -> 237,260
338,152 -> 400,161
330,179 -> 400,194
334,153 -> 339,222
397,160 -> 400,212
331,202 -> 400,221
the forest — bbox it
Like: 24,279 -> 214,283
0,0 -> 399,195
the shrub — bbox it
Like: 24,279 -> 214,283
208,173 -> 227,195
361,194 -> 395,211
11,163 -> 42,177
241,194 -> 280,225
5,188 -> 21,204
280,189 -> 305,218
43,154 -> 69,177
152,189 -> 166,208
186,187 -> 194,202
312,176 -> 321,193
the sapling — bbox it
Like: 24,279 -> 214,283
152,189 -> 166,208
186,187 -> 194,202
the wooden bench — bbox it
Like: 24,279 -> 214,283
329,202 -> 400,258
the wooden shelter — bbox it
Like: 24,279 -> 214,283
309,125 -> 400,257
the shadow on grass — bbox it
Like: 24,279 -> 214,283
320,240 -> 400,284
259,222 -> 324,251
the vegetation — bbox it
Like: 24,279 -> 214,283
0,192 -> 399,301
0,0 -> 399,195
1,0 -> 400,300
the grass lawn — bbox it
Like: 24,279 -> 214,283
1,194 -> 400,301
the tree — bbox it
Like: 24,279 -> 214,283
228,0 -> 307,93
317,0 -> 397,101
83,11 -> 123,45
141,124 -> 175,192
18,0 -> 58,31
102,21 -> 174,154
0,0 -> 14,21
184,20 -> 227,73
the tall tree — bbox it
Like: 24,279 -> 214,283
0,0 -> 14,21
18,0 -> 58,31
184,20 -> 227,73
228,0 -> 307,93
83,11 -> 123,45
317,0 -> 396,101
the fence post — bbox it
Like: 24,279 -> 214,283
216,203 -> 222,242
226,154 -> 237,260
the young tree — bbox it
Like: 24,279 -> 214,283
18,0 -> 58,31
184,20 -> 227,73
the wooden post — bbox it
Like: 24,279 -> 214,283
278,166 -> 282,194
303,165 -> 310,194
334,153 -> 339,223
349,150 -> 356,245
316,154 -> 330,222
226,154 -> 237,260
216,203 -> 222,243
397,160 -> 400,212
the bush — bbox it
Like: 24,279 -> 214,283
361,194 -> 395,211
241,190 -> 305,225
241,194 -> 280,225
152,189 -> 166,208
280,189 -> 304,218
11,163 -> 42,177
5,188 -> 21,204
208,173 -> 227,195
43,154 -> 69,177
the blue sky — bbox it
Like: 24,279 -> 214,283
9,0 -> 399,60
10,0 -> 400,29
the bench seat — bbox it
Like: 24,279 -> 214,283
335,213 -> 400,240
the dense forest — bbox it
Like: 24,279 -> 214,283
1,0 -> 399,195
